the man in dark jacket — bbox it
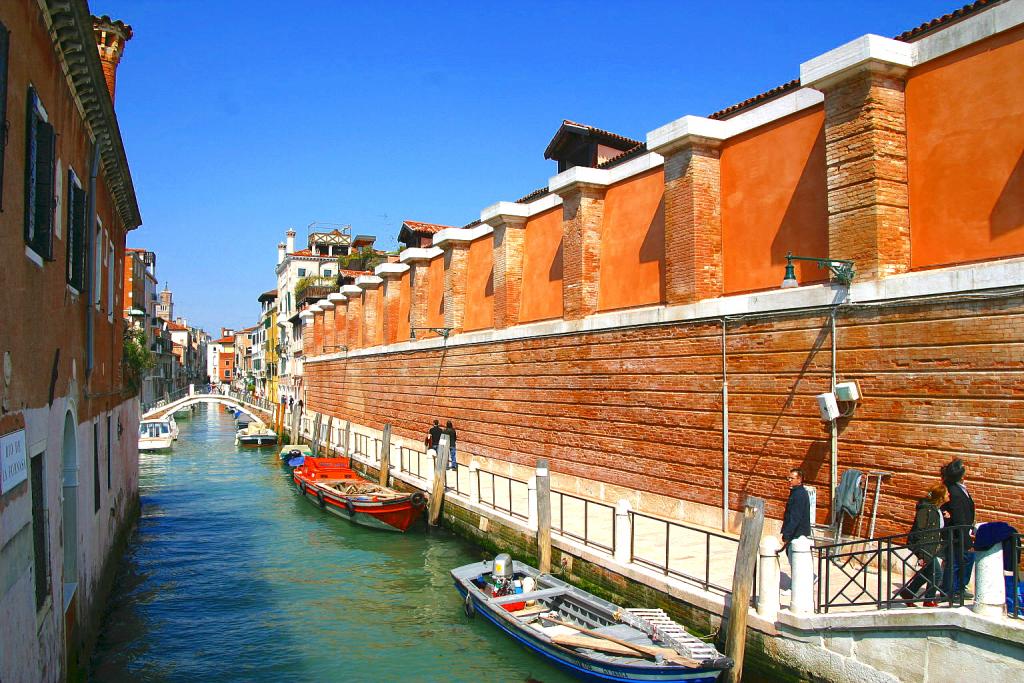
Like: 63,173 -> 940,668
425,419 -> 443,453
941,458 -> 976,597
781,469 -> 811,552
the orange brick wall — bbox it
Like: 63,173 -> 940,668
306,294 -> 1024,535
598,168 -> 666,311
906,24 -> 1024,269
721,107 -> 830,293
426,257 -> 445,329
520,207 -> 563,323
464,236 -> 495,331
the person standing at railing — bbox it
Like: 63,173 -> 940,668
444,420 -> 458,471
425,419 -> 443,455
899,483 -> 948,607
780,468 -> 812,566
940,458 -> 976,598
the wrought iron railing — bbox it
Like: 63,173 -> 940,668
629,511 -> 741,595
1009,532 -> 1022,619
475,469 -> 529,521
552,491 -> 615,554
815,525 -> 970,613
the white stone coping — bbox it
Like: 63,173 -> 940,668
355,275 -> 383,289
315,298 -> 334,310
800,34 -> 915,88
913,0 -> 1024,64
340,285 -> 362,297
298,310 -> 314,321
548,165 -> 611,194
480,193 -> 564,227
304,256 -> 1024,363
374,262 -> 410,277
327,292 -> 346,304
432,224 -> 494,247
307,305 -> 322,314
647,89 -> 825,155
398,246 -> 443,264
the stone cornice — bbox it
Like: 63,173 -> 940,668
355,275 -> 383,289
398,246 -> 443,264
315,298 -> 334,310
327,292 -> 346,304
800,34 -> 915,89
340,285 -> 363,297
374,262 -> 410,278
432,225 -> 494,248
44,0 -> 142,230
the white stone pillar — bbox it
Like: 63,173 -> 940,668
973,542 -> 1006,617
469,461 -> 480,505
528,475 -> 538,531
758,536 -> 781,619
427,448 -> 438,484
189,383 -> 195,396
614,499 -> 632,565
789,536 -> 814,615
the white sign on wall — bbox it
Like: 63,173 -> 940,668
1,429 -> 28,495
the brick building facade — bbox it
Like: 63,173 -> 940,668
300,2 -> 1023,538
0,2 -> 142,680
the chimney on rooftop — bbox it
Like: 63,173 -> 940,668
92,15 -> 133,104
277,242 -> 286,265
286,229 -> 296,254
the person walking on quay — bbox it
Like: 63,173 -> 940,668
780,468 -> 812,568
898,483 -> 948,607
941,458 -> 976,597
444,420 -> 458,470
425,419 -> 443,454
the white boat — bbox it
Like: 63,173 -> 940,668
235,421 -> 278,447
138,419 -> 174,451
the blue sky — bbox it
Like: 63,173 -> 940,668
98,0 -> 954,332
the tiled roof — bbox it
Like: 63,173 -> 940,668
337,268 -> 371,278
166,321 -> 187,331
596,142 -> 649,169
401,220 -> 457,234
516,186 -> 550,204
706,1 -> 1007,121
544,119 -> 641,160
214,336 -> 234,344
895,0 -> 1002,41
287,249 -> 335,259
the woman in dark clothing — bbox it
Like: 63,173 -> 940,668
444,421 -> 457,470
900,484 -> 948,606
940,458 -> 976,596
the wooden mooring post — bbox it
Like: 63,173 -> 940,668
379,423 -> 392,485
723,496 -> 765,683
344,421 -> 352,467
536,458 -> 551,574
310,414 -> 322,456
324,416 -> 334,456
427,435 -> 449,526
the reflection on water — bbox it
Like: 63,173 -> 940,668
91,406 -> 575,683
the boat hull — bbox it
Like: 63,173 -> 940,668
237,435 -> 278,447
451,562 -> 729,683
292,459 -> 424,532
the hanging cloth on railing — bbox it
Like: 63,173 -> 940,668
832,469 -> 865,526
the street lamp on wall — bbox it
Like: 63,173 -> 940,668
409,327 -> 452,340
781,252 -> 855,289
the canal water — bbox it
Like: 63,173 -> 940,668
90,405 -> 576,683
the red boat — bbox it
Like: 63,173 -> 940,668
292,457 -> 427,532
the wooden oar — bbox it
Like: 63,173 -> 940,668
539,615 -> 699,668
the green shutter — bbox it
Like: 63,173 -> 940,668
0,21 -> 9,210
34,119 -> 56,260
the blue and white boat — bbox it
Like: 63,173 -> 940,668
451,555 -> 732,682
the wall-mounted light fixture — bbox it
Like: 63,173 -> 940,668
410,327 -> 452,340
781,252 -> 855,289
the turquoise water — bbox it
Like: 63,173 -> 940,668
90,406 -> 576,683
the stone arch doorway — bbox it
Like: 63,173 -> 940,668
61,410 -> 78,608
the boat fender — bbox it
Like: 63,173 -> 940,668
345,499 -> 356,516
316,490 -> 326,509
464,592 -> 475,619
288,449 -> 302,458
410,492 -> 427,508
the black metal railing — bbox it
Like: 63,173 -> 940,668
1009,532 -> 1022,619
815,525 -> 971,613
476,469 -> 529,521
629,511 -> 740,595
399,445 -> 427,478
552,491 -> 615,554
